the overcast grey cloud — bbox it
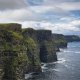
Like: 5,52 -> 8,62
0,0 -> 80,35
0,0 -> 27,10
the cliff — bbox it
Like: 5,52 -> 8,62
36,30 -> 57,62
0,25 -> 42,80
22,29 -> 57,63
0,23 -> 67,80
64,35 -> 80,42
0,23 -> 27,80
22,28 -> 41,73
52,34 -> 67,49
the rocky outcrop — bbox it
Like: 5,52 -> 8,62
64,35 -> 80,42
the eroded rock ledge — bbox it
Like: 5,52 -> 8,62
0,23 -> 68,80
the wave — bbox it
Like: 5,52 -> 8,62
55,58 -> 66,64
41,63 -> 48,72
68,46 -> 80,48
42,66 -> 60,72
51,69 -> 60,72
41,63 -> 47,68
44,68 -> 60,72
25,73 -> 33,79
41,58 -> 66,72
63,50 -> 74,53
68,46 -> 77,48
59,48 -> 74,53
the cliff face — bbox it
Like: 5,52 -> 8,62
64,35 -> 80,42
0,24 -> 28,80
37,30 -> 57,62
52,34 -> 67,49
22,29 -> 41,73
22,29 -> 57,63
0,24 -> 59,80
0,25 -> 42,80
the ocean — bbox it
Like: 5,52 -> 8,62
25,42 -> 80,80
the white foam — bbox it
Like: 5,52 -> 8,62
59,48 -> 64,51
63,50 -> 73,53
50,69 -> 60,72
41,63 -> 48,72
68,46 -> 77,48
64,64 -> 70,69
42,67 -> 60,72
41,63 -> 47,69
59,48 -> 74,53
41,58 -> 67,72
25,73 -> 32,79
56,58 -> 66,64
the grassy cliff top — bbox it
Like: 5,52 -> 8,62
22,28 -> 51,34
0,23 -> 21,32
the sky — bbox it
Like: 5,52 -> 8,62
0,0 -> 80,35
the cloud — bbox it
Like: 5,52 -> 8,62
0,0 -> 80,35
58,2 -> 80,11
0,0 -> 80,22
21,20 -> 80,35
0,0 -> 27,10
0,6 -> 70,22
0,0 -> 80,11
0,8 -> 38,21
27,0 -> 44,6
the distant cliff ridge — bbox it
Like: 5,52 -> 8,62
64,35 -> 80,42
1,23 -> 78,80
52,34 -> 67,49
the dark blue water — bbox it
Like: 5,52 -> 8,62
26,42 -> 80,80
